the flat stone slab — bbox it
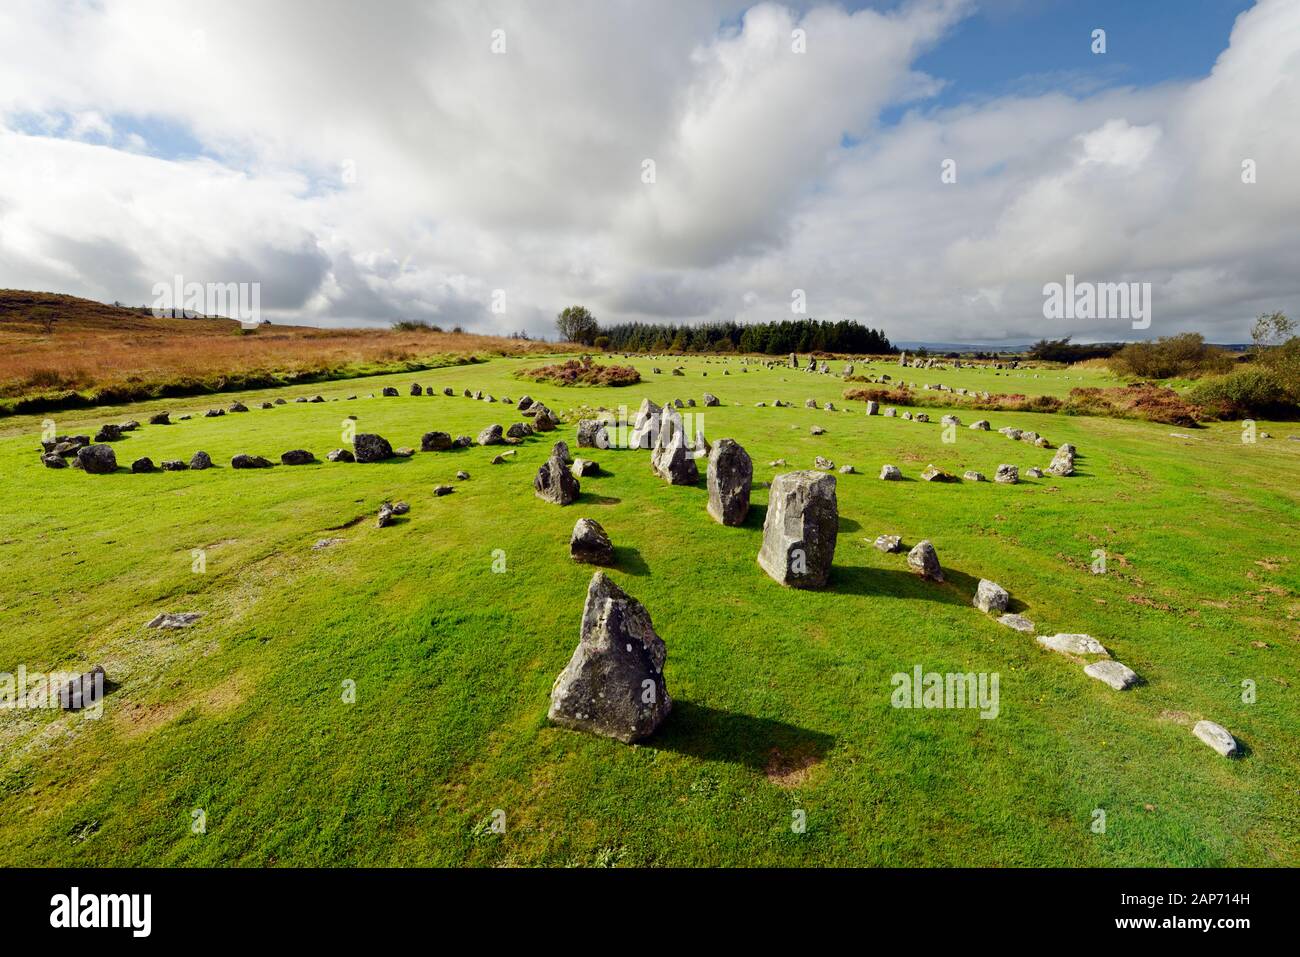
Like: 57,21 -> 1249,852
146,612 -> 204,629
1192,720 -> 1239,758
1037,633 -> 1108,656
1083,659 -> 1140,690
997,614 -> 1035,633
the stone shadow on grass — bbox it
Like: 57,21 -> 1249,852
648,700 -> 835,773
578,492 -> 621,506
612,545 -> 649,576
831,563 -> 983,608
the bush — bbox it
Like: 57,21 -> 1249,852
593,336 -> 610,351
1187,368 -> 1295,419
515,357 -> 640,387
1111,333 -> 1233,379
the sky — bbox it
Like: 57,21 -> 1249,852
0,0 -> 1294,344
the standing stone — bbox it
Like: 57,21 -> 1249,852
570,518 -> 615,565
702,393 -> 720,407
551,440 -> 573,464
758,471 -> 838,588
533,406 -> 558,431
970,420 -> 990,430
973,579 -> 1009,613
281,449 -> 316,465
517,395 -> 534,411
548,572 -> 671,743
189,450 -> 213,471
421,431 -> 452,451
994,464 -> 1019,484
865,401 -> 879,415
506,422 -> 533,440
382,387 -> 399,397
1192,720 -> 1239,758
1048,445 -> 1076,476
149,412 -> 171,425
576,419 -> 610,448
535,453 -> 580,505
879,464 -> 902,481
628,398 -> 661,449
477,424 -> 504,446
410,384 -> 423,396
907,540 -> 943,581
874,534 -> 902,552
327,448 -> 355,462
706,438 -> 752,526
231,454 -> 273,469
354,433 -> 394,463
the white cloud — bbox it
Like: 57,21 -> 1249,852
0,0 -> 1296,342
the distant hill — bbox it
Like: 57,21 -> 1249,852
0,290 -> 246,334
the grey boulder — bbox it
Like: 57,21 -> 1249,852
706,438 -> 752,526
758,471 -> 838,588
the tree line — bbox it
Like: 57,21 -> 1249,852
555,306 -> 895,355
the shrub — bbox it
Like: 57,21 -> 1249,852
1187,368 -> 1295,419
1111,333 -> 1233,379
1064,383 -> 1202,426
593,336 -> 610,351
515,357 -> 640,387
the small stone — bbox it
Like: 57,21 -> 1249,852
815,456 -> 835,471
963,471 -> 986,482
422,431 -> 452,451
997,614 -> 1034,633
879,464 -> 902,481
456,470 -> 470,480
281,449 -> 316,465
231,454 -> 273,469
477,424 -> 504,446
131,457 -> 156,473
1083,659 -> 1140,690
810,426 -> 825,436
570,518 -> 615,565
1192,720 -> 1239,758
973,579 -> 1009,613
149,412 -> 171,425
920,464 -> 956,482
327,448 -> 355,463
970,420 -> 990,430
190,450 -> 213,470
1025,467 -> 1044,479
838,464 -> 855,474
994,464 -> 1018,484
1038,633 -> 1109,656
354,434 -> 394,462
874,534 -> 902,553
160,460 -> 188,471
433,485 -> 454,496
907,540 -> 943,581
147,612 -> 204,629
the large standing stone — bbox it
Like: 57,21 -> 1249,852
907,540 -> 943,581
354,433 -> 394,462
650,416 -> 699,485
706,438 -> 752,526
758,471 -> 838,588
628,398 -> 662,449
548,572 -> 671,743
535,453 -> 580,504
570,518 -> 615,565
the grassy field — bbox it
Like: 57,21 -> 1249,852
1,355 -> 1297,866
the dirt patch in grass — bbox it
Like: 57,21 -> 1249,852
765,746 -> 822,788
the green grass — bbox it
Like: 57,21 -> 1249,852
0,356 -> 1297,866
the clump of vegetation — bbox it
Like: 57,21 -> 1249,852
555,305 -> 600,346
1064,383 -> 1202,426
1027,336 -> 1122,363
392,319 -> 445,332
515,356 -> 640,387
1110,333 -> 1233,379
1187,368 -> 1292,419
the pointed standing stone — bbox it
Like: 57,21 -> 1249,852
706,438 -> 752,526
758,471 -> 838,588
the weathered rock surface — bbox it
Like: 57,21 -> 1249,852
477,424 -> 504,446
327,448 -> 355,463
576,419 -> 610,448
706,438 -> 752,526
994,464 -> 1019,484
973,579 -> 1009,613
570,518 -> 615,565
147,612 -> 204,629
548,572 -> 671,743
76,444 -> 118,474
532,406 -> 559,431
997,614 -> 1035,633
758,471 -> 838,588
131,457 -> 155,473
535,453 -> 580,504
505,422 -> 533,440
189,450 -> 213,470
231,454 -> 273,469
920,464 -> 956,482
907,540 -> 943,581
149,412 -> 171,425
874,534 -> 902,553
1192,720 -> 1239,758
421,431 -> 452,451
1037,633 -> 1108,656
879,464 -> 902,480
571,457 -> 599,477
353,433 -> 394,463
280,449 -> 315,465
1083,659 -> 1141,690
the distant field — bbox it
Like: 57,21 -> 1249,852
0,291 -> 565,412
851,358 -> 1122,397
1,355 -> 1296,866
